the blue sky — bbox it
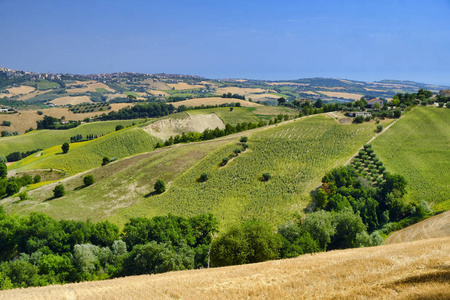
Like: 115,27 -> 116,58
1,0 -> 449,84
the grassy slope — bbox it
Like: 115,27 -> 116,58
9,127 -> 158,175
3,138 -> 235,221
246,105 -> 298,120
2,237 -> 448,299
188,107 -> 260,125
111,115 -> 377,229
371,107 -> 450,211
0,120 -> 141,155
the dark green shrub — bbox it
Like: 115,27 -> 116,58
154,179 -> 166,194
83,175 -> 94,186
262,173 -> 271,181
199,173 -> 208,182
53,184 -> 65,198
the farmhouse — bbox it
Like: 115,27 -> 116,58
347,111 -> 372,117
367,98 -> 384,109
439,90 -> 450,97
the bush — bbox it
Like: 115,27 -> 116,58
115,125 -> 124,131
242,143 -> 249,150
239,136 -> 248,143
376,125 -> 383,133
102,157 -> 110,166
83,175 -> 94,186
33,174 -> 41,183
233,148 -> 241,156
221,157 -> 229,166
199,173 -> 208,182
438,102 -> 445,107
18,191 -> 28,201
393,109 -> 402,118
446,102 -> 450,108
53,184 -> 65,198
6,182 -> 19,196
262,173 -> 271,181
353,116 -> 364,123
154,179 -> 166,194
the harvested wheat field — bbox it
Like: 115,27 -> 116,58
148,90 -> 169,96
6,86 -> 36,96
66,82 -> 114,93
1,237 -> 448,299
166,82 -> 205,90
16,90 -> 52,101
142,113 -> 225,140
317,91 -> 363,100
171,97 -> 262,108
387,210 -> 450,244
50,96 -> 92,105
216,87 -> 271,95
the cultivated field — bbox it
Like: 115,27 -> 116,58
6,86 -> 35,96
9,127 -> 158,176
147,90 -> 169,96
317,91 -> 363,100
265,81 -> 309,86
371,107 -> 450,210
142,113 -> 225,140
112,115 -> 378,229
0,104 -> 132,133
66,82 -> 113,93
170,97 -> 262,108
0,119 -> 142,155
188,107 -> 261,125
1,237 -> 448,299
50,96 -> 92,105
166,82 -> 205,90
216,87 -> 271,95
386,210 -> 450,244
16,90 -> 52,101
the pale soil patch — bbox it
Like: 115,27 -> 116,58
6,86 -> 35,96
0,104 -> 132,133
50,96 -> 92,106
301,91 -> 319,95
318,91 -> 363,100
170,97 -> 262,108
166,82 -> 205,90
265,82 -> 309,86
216,87 -> 271,95
64,80 -> 92,86
2,237 -> 448,300
142,113 -> 225,140
386,210 -> 450,244
67,82 -> 114,93
364,88 -> 386,92
235,79 -> 247,82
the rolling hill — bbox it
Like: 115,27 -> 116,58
0,237 -> 447,299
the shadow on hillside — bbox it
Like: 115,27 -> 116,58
144,191 -> 158,198
304,187 -> 319,213
74,185 -> 87,191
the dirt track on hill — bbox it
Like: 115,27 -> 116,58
386,210 -> 450,244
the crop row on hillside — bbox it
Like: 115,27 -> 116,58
112,115 -> 378,229
9,127 -> 158,175
371,107 -> 450,211
0,120 -> 142,155
188,107 -> 261,125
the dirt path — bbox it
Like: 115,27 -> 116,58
386,210 -> 450,244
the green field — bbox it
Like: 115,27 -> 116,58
0,120 -> 143,155
10,127 -> 158,175
188,107 -> 261,125
371,107 -> 450,211
111,115 -> 378,229
246,106 -> 298,120
24,79 -> 60,91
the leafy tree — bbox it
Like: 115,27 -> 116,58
61,142 -> 69,154
303,210 -> 335,251
83,175 -> 94,187
0,163 -> 6,179
393,109 -> 402,118
199,173 -> 208,182
330,208 -> 367,249
277,97 -> 286,105
278,222 -> 320,258
115,125 -> 124,131
154,179 -> 166,194
262,173 -> 271,181
239,136 -> 248,143
313,99 -> 323,108
6,182 -> 19,196
33,174 -> 41,183
353,116 -> 364,123
376,124 -> 383,133
0,156 -> 6,165
53,184 -> 65,198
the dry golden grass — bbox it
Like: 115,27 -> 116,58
301,91 -> 319,95
166,82 -> 205,90
170,97 -> 262,108
6,86 -> 36,96
340,79 -> 364,85
318,91 -> 363,100
265,82 -> 309,86
67,82 -> 114,93
143,79 -> 171,90
1,104 -> 132,133
364,88 -> 386,92
314,86 -> 346,90
246,93 -> 280,101
387,210 -> 450,244
147,90 -> 169,96
50,96 -> 92,106
216,87 -> 270,95
1,237 -> 448,299
16,90 -> 51,101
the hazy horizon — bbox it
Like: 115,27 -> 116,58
1,0 -> 449,85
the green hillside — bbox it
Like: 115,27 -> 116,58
0,120 -> 141,155
188,107 -> 261,125
9,127 -> 158,175
111,115 -> 378,229
371,106 -> 450,211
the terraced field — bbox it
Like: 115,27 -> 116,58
371,107 -> 450,210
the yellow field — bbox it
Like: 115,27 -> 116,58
142,79 -> 171,90
301,91 -> 319,95
317,91 -> 363,100
387,210 -> 450,244
235,79 -> 247,82
166,82 -> 205,90
170,97 -> 262,108
67,82 -> 114,93
16,90 -> 51,101
1,237 -> 448,299
50,96 -> 92,106
247,93 -> 280,101
6,86 -> 36,96
148,90 -> 169,96
0,104 -> 132,133
216,87 -> 271,95
364,88 -> 385,92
